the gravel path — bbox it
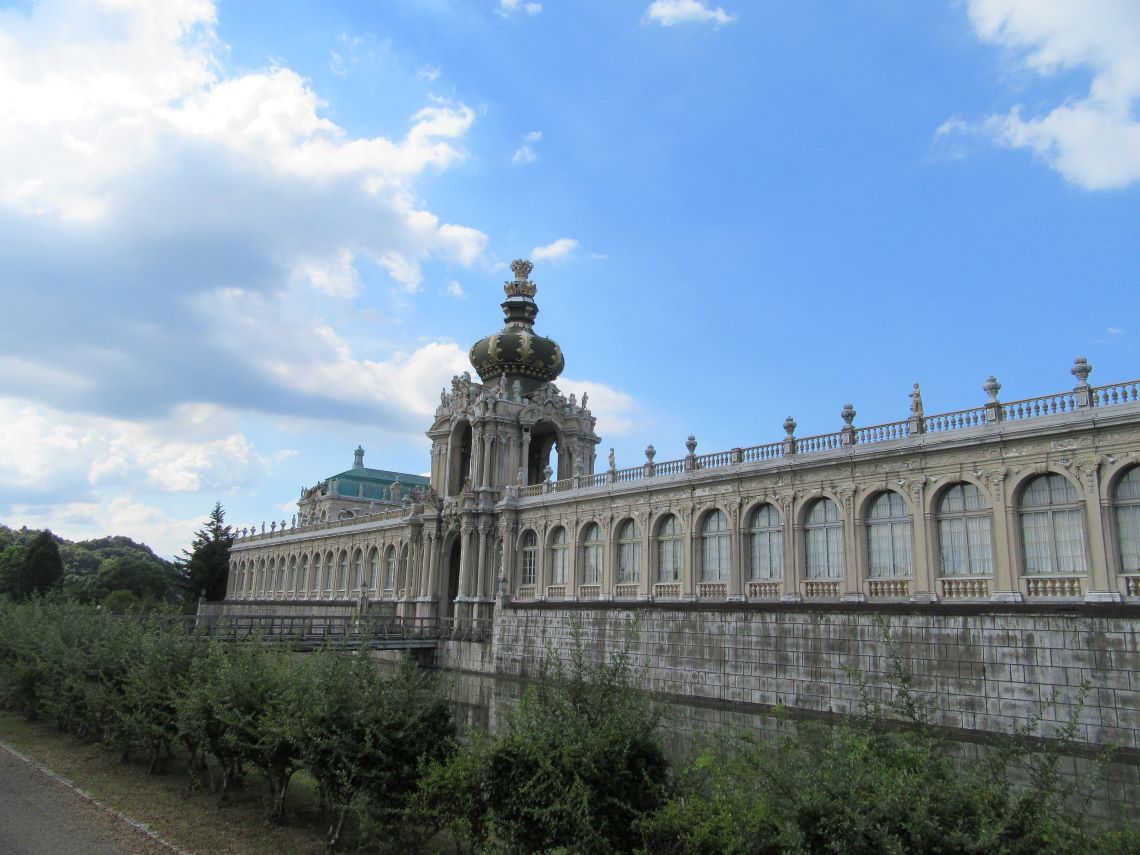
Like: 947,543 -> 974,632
0,744 -> 181,855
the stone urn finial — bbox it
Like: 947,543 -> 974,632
543,464 -> 553,483
1071,355 -> 1092,386
783,416 -> 797,437
983,375 -> 1002,402
645,444 -> 656,463
841,403 -> 856,426
685,434 -> 697,455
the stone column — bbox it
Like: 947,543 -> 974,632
909,483 -> 935,601
840,489 -> 864,601
729,505 -> 744,601
683,510 -> 695,599
923,507 -> 940,600
783,500 -> 802,601
482,433 -> 494,488
1081,464 -> 1120,601
455,523 -> 473,621
474,522 -> 489,599
566,523 -> 579,599
990,474 -> 1021,601
471,431 -> 484,488
521,430 -> 531,486
640,515 -> 652,599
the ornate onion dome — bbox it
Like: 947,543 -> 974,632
469,259 -> 565,395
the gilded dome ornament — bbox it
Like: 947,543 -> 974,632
468,258 -> 565,395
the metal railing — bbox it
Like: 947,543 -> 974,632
144,613 -> 491,647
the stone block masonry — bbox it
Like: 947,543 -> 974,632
491,602 -> 1140,750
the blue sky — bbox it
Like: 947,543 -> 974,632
1,0 -> 1137,556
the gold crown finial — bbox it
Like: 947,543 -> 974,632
511,259 -> 533,280
504,259 -> 537,297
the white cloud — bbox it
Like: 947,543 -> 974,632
954,0 -> 1140,189
417,65 -> 441,82
0,399 -> 278,497
9,496 -> 205,559
498,0 -> 542,17
643,0 -> 735,28
447,280 -> 465,298
560,378 -> 638,435
0,0 -> 489,427
512,129 -> 543,164
293,248 -> 360,297
203,282 -> 473,425
329,32 -> 364,78
531,237 -> 579,262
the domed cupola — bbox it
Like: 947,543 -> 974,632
469,259 -> 565,395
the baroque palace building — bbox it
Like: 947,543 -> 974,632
227,259 -> 1140,613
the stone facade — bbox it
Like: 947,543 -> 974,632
492,604 -> 1140,750
224,259 -> 1140,744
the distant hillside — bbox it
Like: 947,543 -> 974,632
0,525 -> 175,578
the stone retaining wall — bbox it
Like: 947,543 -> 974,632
491,603 -> 1140,750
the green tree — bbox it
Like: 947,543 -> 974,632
86,556 -> 176,606
419,623 -> 667,854
0,544 -> 28,598
178,502 -> 233,602
21,530 -> 63,598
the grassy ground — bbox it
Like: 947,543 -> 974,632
0,711 -> 332,855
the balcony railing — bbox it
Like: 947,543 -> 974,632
509,374 -> 1139,504
235,371 -> 1139,540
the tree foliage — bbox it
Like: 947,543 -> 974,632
418,622 -> 669,853
177,502 -> 233,602
21,529 -> 63,597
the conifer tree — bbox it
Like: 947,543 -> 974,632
178,502 -> 234,602
22,529 -> 63,597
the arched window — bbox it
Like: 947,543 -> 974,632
287,556 -> 297,596
1019,474 -> 1086,574
749,504 -> 783,580
266,559 -> 276,596
324,552 -> 335,592
352,549 -> 363,590
299,555 -> 309,597
1116,468 -> 1140,575
657,515 -> 683,582
701,510 -> 730,581
582,523 -> 603,584
617,520 -> 641,584
520,531 -> 538,586
385,546 -> 398,590
866,492 -> 912,578
337,551 -> 349,592
936,483 -> 993,576
550,527 -> 568,585
369,548 -> 380,591
805,499 -> 844,579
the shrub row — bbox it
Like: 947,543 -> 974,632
0,600 -> 1135,853
0,599 -> 451,849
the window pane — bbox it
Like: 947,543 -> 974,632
1117,505 -> 1140,573
965,515 -> 993,575
1052,509 -> 1086,574
1117,468 -> 1140,501
1021,511 -> 1052,573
